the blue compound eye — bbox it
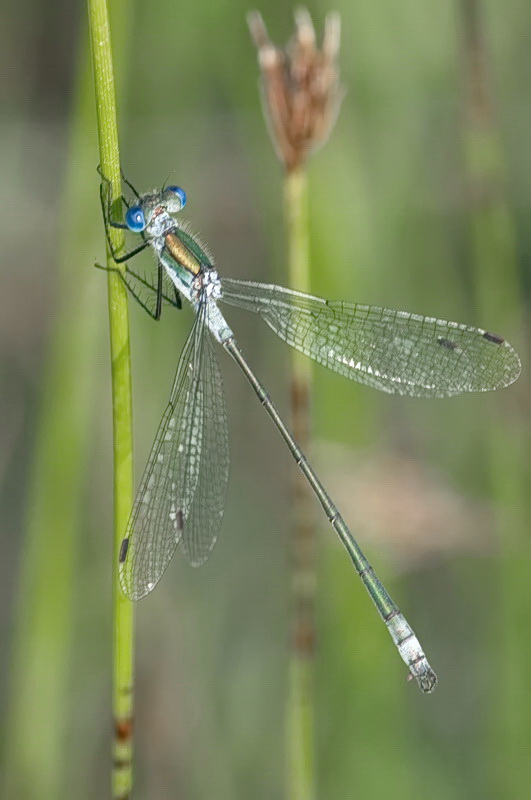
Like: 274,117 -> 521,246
125,206 -> 146,232
164,186 -> 187,211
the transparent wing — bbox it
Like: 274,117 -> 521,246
220,279 -> 521,397
119,303 -> 229,600
178,308 -> 229,567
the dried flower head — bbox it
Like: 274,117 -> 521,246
248,8 -> 344,172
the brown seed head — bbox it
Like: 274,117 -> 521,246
248,8 -> 344,172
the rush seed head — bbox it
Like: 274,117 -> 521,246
248,8 -> 344,172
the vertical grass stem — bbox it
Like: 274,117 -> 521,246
87,1 -> 135,797
285,166 -> 316,800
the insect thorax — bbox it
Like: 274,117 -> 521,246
192,268 -> 222,303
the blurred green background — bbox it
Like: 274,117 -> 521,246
1,0 -> 529,798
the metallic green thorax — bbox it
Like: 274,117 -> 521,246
158,227 -> 214,293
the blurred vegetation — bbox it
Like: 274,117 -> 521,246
0,0 -> 529,798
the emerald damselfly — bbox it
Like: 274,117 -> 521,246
100,172 -> 521,693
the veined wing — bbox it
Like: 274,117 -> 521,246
220,279 -> 521,398
178,305 -> 229,567
119,301 -> 229,600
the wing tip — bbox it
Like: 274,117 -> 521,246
488,337 -> 522,391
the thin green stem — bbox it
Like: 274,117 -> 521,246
284,166 -> 316,800
87,2 -> 135,798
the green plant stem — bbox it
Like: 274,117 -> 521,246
284,166 -> 316,800
87,2 -> 135,798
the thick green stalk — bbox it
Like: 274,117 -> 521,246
284,167 -> 315,800
87,1 -> 135,798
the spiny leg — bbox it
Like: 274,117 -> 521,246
124,261 -> 182,312
120,170 -> 141,199
94,261 -> 182,318
154,260 -> 163,320
95,263 -> 162,320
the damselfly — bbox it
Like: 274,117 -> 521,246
100,172 -> 521,692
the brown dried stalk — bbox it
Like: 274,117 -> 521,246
248,8 -> 344,172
